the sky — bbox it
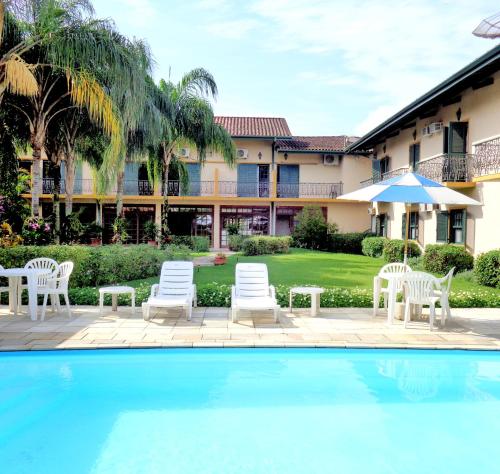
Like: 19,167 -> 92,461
92,0 -> 499,137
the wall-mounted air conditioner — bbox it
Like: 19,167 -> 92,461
323,154 -> 341,166
422,122 -> 443,137
237,148 -> 249,159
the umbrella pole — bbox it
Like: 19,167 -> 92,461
404,203 -> 410,265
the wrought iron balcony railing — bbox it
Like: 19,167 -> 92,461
473,137 -> 500,178
165,180 -> 214,196
277,182 -> 343,198
42,178 -> 94,194
360,167 -> 408,187
124,180 -> 154,196
218,181 -> 270,198
417,153 -> 474,182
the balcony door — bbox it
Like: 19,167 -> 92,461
443,122 -> 468,181
409,144 -> 420,172
182,163 -> 201,196
278,164 -> 299,198
237,164 -> 268,197
61,161 -> 82,194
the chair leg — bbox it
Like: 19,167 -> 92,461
383,293 -> 388,310
445,296 -> 451,321
403,300 -> 411,329
186,304 -> 192,321
64,293 -> 71,319
231,307 -> 237,323
440,297 -> 446,327
143,303 -> 150,321
429,303 -> 435,331
274,307 -> 279,323
41,293 -> 48,321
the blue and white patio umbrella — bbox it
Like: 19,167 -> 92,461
338,172 -> 481,262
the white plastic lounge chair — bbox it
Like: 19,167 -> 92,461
40,261 -> 74,321
0,265 -> 11,309
433,267 -> 455,326
402,272 -> 443,331
18,258 -> 59,309
231,263 -> 280,323
143,261 -> 196,321
373,262 -> 412,316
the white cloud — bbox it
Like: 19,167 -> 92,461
205,19 -> 261,39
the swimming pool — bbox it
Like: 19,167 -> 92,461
0,348 -> 499,473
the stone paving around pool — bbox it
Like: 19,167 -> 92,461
1,305 -> 500,351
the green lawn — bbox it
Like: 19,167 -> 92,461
127,248 -> 499,295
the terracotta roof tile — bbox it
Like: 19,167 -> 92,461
214,116 -> 291,137
276,136 -> 359,152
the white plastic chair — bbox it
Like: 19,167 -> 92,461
402,272 -> 442,331
231,263 -> 280,323
40,261 -> 74,321
0,265 -> 11,308
373,263 -> 412,316
143,261 -> 196,321
18,258 -> 58,308
433,267 -> 455,326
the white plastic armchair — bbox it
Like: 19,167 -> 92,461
0,264 -> 11,301
433,267 -> 455,326
18,258 -> 59,308
40,261 -> 74,321
402,271 -> 442,331
373,263 -> 412,316
231,263 -> 280,323
143,261 -> 196,321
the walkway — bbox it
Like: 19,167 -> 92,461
1,306 -> 499,350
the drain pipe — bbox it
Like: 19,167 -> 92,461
271,138 -> 277,235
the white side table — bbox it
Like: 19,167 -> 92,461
289,287 -> 324,317
99,286 -> 136,314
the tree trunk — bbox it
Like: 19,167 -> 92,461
64,153 -> 76,216
161,145 -> 172,237
31,142 -> 43,217
49,161 -> 61,243
116,169 -> 125,217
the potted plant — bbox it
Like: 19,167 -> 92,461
112,217 -> 129,244
86,222 -> 103,246
144,220 -> 159,246
214,252 -> 227,265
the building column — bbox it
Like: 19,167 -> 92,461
213,203 -> 221,249
155,203 -> 162,228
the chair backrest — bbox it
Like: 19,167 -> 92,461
158,261 -> 193,297
443,267 -> 455,293
25,258 -> 58,286
402,272 -> 436,301
235,263 -> 270,298
379,263 -> 412,276
53,261 -> 74,290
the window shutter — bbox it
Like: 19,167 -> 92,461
372,159 -> 381,181
449,122 -> 468,154
74,162 -> 83,194
401,213 -> 407,239
443,127 -> 449,153
186,163 -> 201,196
237,164 -> 257,197
436,211 -> 449,242
462,209 -> 467,246
124,162 -> 139,195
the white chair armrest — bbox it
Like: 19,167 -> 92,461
150,284 -> 159,298
269,285 -> 276,299
433,275 -> 447,290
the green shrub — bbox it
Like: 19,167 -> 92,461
328,232 -> 373,254
362,236 -> 387,258
474,249 -> 500,288
407,256 -> 424,271
191,236 -> 210,252
423,244 -> 474,274
0,244 -> 191,288
170,235 -> 193,248
228,234 -> 248,251
292,206 -> 337,250
383,239 -> 421,262
242,236 -> 291,256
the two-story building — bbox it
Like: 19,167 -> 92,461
347,44 -> 500,256
26,116 -> 372,247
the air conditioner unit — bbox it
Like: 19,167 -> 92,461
420,203 -> 439,212
179,148 -> 190,158
422,122 -> 443,137
236,148 -> 249,159
323,154 -> 341,166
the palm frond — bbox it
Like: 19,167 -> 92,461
178,67 -> 218,99
2,54 -> 38,96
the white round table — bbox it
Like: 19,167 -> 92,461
289,287 -> 324,317
99,286 -> 136,313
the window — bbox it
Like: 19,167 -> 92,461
409,144 -> 420,171
379,156 -> 390,176
376,214 -> 387,237
277,164 -> 299,197
437,209 -> 466,244
402,212 -> 418,240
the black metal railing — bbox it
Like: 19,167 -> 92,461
218,181 -> 270,198
42,178 -> 94,194
360,167 -> 408,187
124,180 -> 154,195
418,153 -> 474,182
473,137 -> 500,178
165,180 -> 214,196
277,182 -> 343,198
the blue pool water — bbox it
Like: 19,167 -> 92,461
0,348 -> 499,474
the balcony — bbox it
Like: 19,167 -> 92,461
360,167 -> 408,187
276,182 -> 343,199
473,137 -> 500,178
417,154 -> 474,183
42,178 -> 94,194
165,180 -> 214,196
218,181 -> 270,198
124,180 -> 154,196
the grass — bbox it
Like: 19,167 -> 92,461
126,248 -> 500,295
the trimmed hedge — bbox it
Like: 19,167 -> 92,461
242,236 -> 291,256
474,249 -> 500,288
65,282 -> 500,308
423,244 -> 474,274
228,235 -> 249,251
328,232 -> 372,254
362,236 -> 387,258
383,239 -> 421,262
0,244 -> 191,288
169,235 -> 210,252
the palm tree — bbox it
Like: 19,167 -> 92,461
3,0 -> 151,216
147,69 -> 236,235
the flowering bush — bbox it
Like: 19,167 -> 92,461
0,222 -> 23,248
21,217 -> 53,245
